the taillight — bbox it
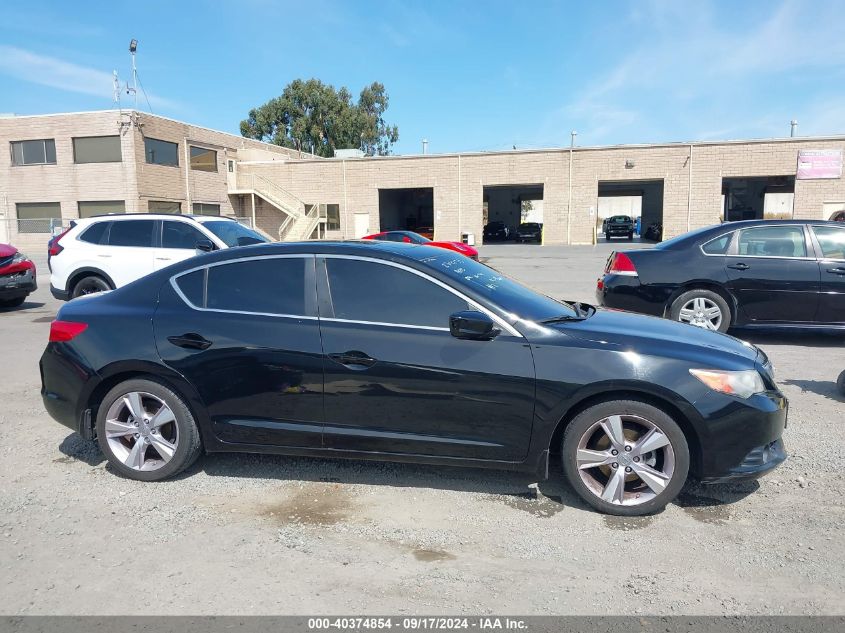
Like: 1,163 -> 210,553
607,252 -> 638,276
48,227 -> 72,257
49,321 -> 88,342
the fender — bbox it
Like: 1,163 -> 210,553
65,266 -> 117,293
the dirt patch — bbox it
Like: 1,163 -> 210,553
412,548 -> 456,562
263,485 -> 352,526
499,491 -> 565,518
676,492 -> 731,524
603,515 -> 655,531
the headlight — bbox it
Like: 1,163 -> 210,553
689,368 -> 766,399
11,252 -> 29,264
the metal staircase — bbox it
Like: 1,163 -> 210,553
230,172 -> 322,241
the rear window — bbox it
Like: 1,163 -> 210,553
701,233 -> 732,254
108,220 -> 156,247
79,222 -> 109,245
175,269 -> 205,306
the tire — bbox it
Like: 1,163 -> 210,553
0,297 -> 26,308
838,370 -> 845,396
627,232 -> 634,240
71,275 -> 111,299
562,399 -> 690,516
669,289 -> 731,333
605,233 -> 611,241
95,378 -> 202,481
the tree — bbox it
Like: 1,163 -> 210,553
240,79 -> 399,157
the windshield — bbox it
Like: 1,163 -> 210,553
418,251 -> 578,321
202,221 -> 269,247
610,216 -> 631,223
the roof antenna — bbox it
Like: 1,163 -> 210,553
113,70 -> 121,108
126,39 -> 138,109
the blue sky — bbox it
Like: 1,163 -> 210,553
1,0 -> 844,154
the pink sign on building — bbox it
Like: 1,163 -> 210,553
796,149 -> 843,179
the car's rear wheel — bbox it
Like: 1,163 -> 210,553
627,232 -> 633,240
605,232 -> 611,240
96,378 -> 202,481
71,275 -> 111,298
670,289 -> 731,333
562,400 -> 690,516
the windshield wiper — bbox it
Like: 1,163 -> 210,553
541,302 -> 595,324
540,314 -> 586,324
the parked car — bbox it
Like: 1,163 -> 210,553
41,240 -> 787,516
830,210 -> 845,222
362,230 -> 478,260
605,215 -> 634,240
596,220 -> 845,333
516,222 -> 543,243
49,214 -> 269,300
483,221 -> 510,242
0,243 -> 36,308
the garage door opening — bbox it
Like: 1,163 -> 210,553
482,184 -> 544,243
378,188 -> 434,236
598,179 -> 664,242
722,176 -> 795,221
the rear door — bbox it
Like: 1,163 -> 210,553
723,224 -> 820,322
810,224 -> 845,324
316,255 -> 536,461
154,219 -> 210,271
154,255 -> 324,447
103,219 -> 157,287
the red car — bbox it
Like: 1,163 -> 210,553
362,230 -> 478,260
0,243 -> 37,308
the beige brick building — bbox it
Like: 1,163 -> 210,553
2,110 -> 844,251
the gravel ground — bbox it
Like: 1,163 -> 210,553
0,243 -> 843,615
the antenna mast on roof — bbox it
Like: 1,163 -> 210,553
126,39 -> 138,109
113,70 -> 121,108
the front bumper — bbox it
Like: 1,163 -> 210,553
0,266 -> 37,298
700,438 -> 787,483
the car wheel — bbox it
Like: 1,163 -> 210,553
838,370 -> 845,395
71,275 -> 111,298
0,297 -> 25,308
562,400 -> 690,516
605,233 -> 611,241
96,378 -> 202,481
627,232 -> 634,240
670,289 -> 731,333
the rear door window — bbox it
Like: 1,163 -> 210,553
736,225 -> 807,258
812,225 -> 845,260
205,257 -> 308,316
108,220 -> 156,247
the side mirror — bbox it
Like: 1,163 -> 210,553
449,310 -> 500,341
195,239 -> 215,254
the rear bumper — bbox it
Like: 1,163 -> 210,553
596,274 -> 671,317
50,283 -> 70,301
40,344 -> 98,435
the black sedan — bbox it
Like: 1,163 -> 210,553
41,241 -> 786,516
483,221 -> 510,242
597,220 -> 845,333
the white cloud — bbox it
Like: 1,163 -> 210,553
0,45 -> 178,111
555,0 -> 845,144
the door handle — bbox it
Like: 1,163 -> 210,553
727,263 -> 749,271
329,350 -> 377,368
156,257 -> 172,261
167,333 -> 212,350
827,267 -> 845,275
97,254 -> 112,258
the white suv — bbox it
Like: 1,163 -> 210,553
49,214 -> 269,300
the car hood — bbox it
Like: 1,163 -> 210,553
0,244 -> 18,258
550,308 -> 759,368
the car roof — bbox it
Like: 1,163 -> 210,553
81,213 -> 236,223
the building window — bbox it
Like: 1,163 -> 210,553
144,137 -> 179,166
11,139 -> 56,166
326,204 -> 341,231
228,160 -> 234,173
190,145 -> 217,172
192,202 -> 221,216
149,200 -> 182,214
15,202 -> 61,233
72,136 -> 122,163
78,201 -> 126,218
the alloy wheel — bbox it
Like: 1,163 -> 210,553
575,414 -> 676,506
104,392 -> 179,471
678,297 -> 722,330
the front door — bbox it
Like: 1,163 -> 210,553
154,219 -> 210,271
154,254 -> 324,448
317,256 -> 536,462
811,224 -> 845,324
724,224 -> 820,322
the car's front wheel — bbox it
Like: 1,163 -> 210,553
0,297 -> 26,308
96,378 -> 202,481
838,370 -> 845,395
562,400 -> 690,516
